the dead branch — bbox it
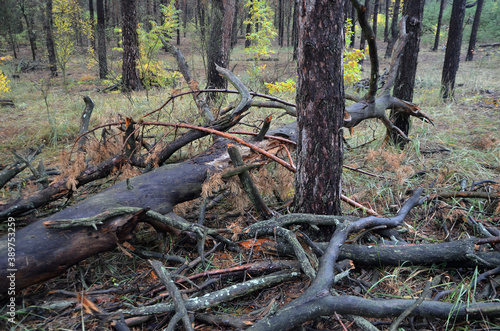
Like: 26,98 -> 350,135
78,96 -> 94,148
160,36 -> 214,122
250,188 -> 500,330
0,145 -> 43,190
175,260 -> 300,284
150,260 -> 193,331
228,145 -> 273,218
117,270 -> 300,317
430,191 -> 499,200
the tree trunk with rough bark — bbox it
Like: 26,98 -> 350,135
121,0 -> 143,91
294,0 -> 344,223
465,0 -> 484,61
372,0 -> 380,40
206,0 -> 235,97
384,0 -> 400,58
97,0 -> 108,79
389,0 -> 425,147
441,0 -> 466,99
43,0 -> 58,77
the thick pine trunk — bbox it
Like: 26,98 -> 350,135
294,0 -> 344,220
121,0 -> 143,91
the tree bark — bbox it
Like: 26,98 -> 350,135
359,0 -> 370,51
97,0 -> 108,79
465,0 -> 484,61
384,0 -> 401,58
43,0 -> 58,77
389,0 -> 425,147
245,0 -> 253,48
89,0 -> 95,50
19,0 -> 37,61
372,0 -> 380,40
121,0 -> 143,91
441,0 -> 466,99
278,0 -> 284,46
206,0 -> 235,98
432,0 -> 446,51
384,0 -> 389,42
291,0 -> 298,58
0,139 -> 231,294
294,0 -> 344,224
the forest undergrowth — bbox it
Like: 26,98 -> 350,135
0,38 -> 499,330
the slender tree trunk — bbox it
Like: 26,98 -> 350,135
20,2 -> 37,61
292,0 -> 298,58
43,0 -> 58,77
183,0 -> 188,37
175,0 -> 180,45
97,0 -> 108,79
196,0 -> 207,45
89,0 -> 95,50
245,0 -> 253,48
278,0 -> 284,46
390,0 -> 425,147
286,0 -> 292,46
359,0 -> 370,50
465,0 -> 484,61
295,0 -> 344,238
8,28 -> 17,59
385,0 -> 401,58
384,0 -> 389,42
372,0 -> 380,40
349,4 -> 356,48
121,0 -> 143,91
441,0 -> 466,99
231,0 -> 239,47
206,0 -> 235,96
432,0 -> 446,51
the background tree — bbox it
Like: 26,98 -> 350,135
441,0 -> 466,99
52,0 -> 82,90
96,0 -> 107,79
432,0 -> 446,51
17,0 -> 38,61
389,0 -> 425,146
121,0 -> 143,91
88,0 -> 95,50
372,0 -> 380,40
41,0 -> 58,77
0,0 -> 23,59
384,0 -> 389,41
294,0 -> 344,223
465,0 -> 484,61
359,0 -> 369,51
385,0 -> 401,58
206,0 -> 235,95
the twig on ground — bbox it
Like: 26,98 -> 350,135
150,260 -> 194,331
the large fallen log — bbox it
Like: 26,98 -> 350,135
0,139 -> 236,295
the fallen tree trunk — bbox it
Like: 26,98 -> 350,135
0,139 -> 234,295
271,238 -> 500,268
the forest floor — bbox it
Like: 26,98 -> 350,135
0,37 -> 499,330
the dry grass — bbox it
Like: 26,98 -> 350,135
1,34 -> 499,330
